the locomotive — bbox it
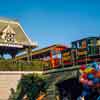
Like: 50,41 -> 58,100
61,36 -> 100,66
15,36 -> 100,68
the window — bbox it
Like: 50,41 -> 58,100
96,39 -> 100,46
72,43 -> 77,48
5,33 -> 15,42
81,40 -> 87,48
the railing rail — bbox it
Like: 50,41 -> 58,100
0,59 -> 99,71
0,59 -> 51,71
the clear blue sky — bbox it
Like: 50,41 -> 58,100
0,0 -> 99,48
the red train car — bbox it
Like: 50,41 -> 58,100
16,44 -> 68,68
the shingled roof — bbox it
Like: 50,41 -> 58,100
0,17 -> 37,47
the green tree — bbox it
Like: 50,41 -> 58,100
9,74 -> 48,100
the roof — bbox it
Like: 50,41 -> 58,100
0,17 -> 37,47
16,44 -> 68,60
31,44 -> 68,55
72,36 -> 100,43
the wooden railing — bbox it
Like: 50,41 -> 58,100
0,59 -> 99,71
0,59 -> 51,71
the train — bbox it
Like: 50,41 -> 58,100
16,36 -> 100,68
61,36 -> 100,67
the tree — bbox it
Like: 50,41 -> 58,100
9,74 -> 48,100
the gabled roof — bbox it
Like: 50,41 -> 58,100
0,17 -> 37,47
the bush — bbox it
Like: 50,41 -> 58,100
9,74 -> 48,100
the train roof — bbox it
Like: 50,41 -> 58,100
15,44 -> 69,60
71,36 -> 100,43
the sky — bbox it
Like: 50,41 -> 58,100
0,0 -> 100,48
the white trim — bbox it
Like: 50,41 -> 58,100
18,23 -> 38,46
0,43 -> 23,48
0,71 -> 43,74
0,19 -> 19,25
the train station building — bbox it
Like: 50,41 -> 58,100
0,18 -> 37,59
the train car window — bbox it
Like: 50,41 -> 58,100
87,39 -> 91,46
79,41 -> 82,48
91,39 -> 94,46
52,50 -> 56,55
57,51 -> 62,59
82,40 -> 87,48
96,39 -> 100,46
52,50 -> 61,59
72,43 -> 77,48
96,47 -> 99,55
77,42 -> 80,48
88,46 -> 96,56
87,39 -> 95,46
